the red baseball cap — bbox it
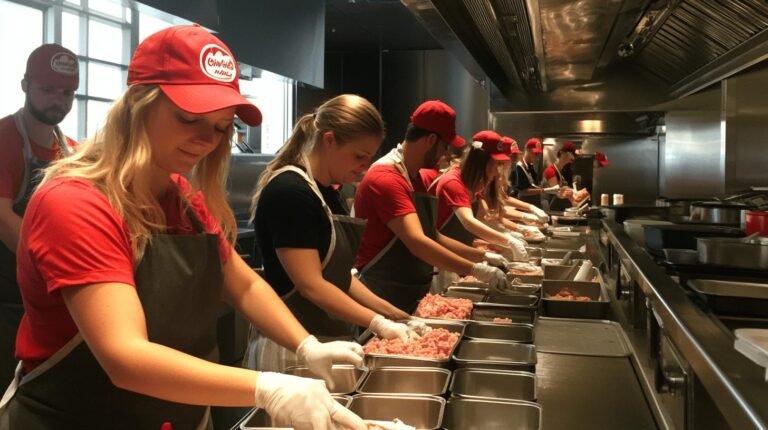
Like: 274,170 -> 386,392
561,141 -> 577,153
410,100 -> 465,148
25,44 -> 79,91
503,136 -> 522,155
128,24 -> 262,126
595,151 -> 609,166
472,130 -> 510,161
525,138 -> 543,154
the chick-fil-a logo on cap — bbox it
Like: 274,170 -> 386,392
50,52 -> 78,75
199,44 -> 236,83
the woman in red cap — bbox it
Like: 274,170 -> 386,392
1,25 -> 365,430
433,130 -> 528,261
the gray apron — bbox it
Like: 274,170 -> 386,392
358,146 -> 438,314
246,166 -> 366,372
0,110 -> 72,387
547,163 -> 571,212
0,204 -> 221,430
438,201 -> 480,246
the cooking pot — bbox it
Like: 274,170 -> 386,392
746,210 -> 768,236
689,201 -> 747,226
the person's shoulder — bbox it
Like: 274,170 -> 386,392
0,115 -> 21,144
362,164 -> 408,188
31,177 -> 117,220
259,170 -> 320,209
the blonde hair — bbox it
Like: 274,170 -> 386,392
250,94 -> 384,221
460,147 -> 503,213
40,85 -> 236,262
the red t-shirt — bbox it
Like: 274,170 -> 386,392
417,168 -> 439,194
543,164 -> 558,182
354,164 -> 417,269
0,114 -> 78,200
435,167 -> 473,229
15,175 -> 231,371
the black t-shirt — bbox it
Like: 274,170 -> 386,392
254,170 -> 348,297
512,162 -> 539,195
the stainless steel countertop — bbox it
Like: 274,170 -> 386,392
602,219 -> 768,430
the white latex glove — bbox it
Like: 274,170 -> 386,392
255,372 -> 366,430
504,236 -> 529,262
406,319 -> 432,337
471,262 -> 506,290
507,230 -> 525,240
296,335 -> 364,390
518,224 -> 540,234
369,315 -> 411,343
520,212 -> 538,224
530,205 -> 549,223
484,251 -> 509,268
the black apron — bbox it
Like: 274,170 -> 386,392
247,166 -> 366,372
515,161 -> 543,208
1,202 -> 222,430
0,111 -> 72,388
358,146 -> 438,314
547,163 -> 571,212
438,201 -> 480,246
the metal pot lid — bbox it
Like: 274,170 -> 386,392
692,201 -> 749,208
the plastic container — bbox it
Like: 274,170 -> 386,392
746,210 -> 768,237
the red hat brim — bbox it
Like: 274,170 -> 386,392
160,84 -> 263,126
490,153 -> 511,161
598,159 -> 609,167
450,134 -> 466,148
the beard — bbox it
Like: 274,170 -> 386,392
26,94 -> 68,126
422,142 -> 441,169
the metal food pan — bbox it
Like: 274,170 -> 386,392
463,322 -> 534,343
545,235 -> 587,250
542,249 -> 587,260
506,273 -> 543,286
495,283 -> 541,297
443,286 -> 488,302
239,396 -> 351,429
544,264 -> 599,282
688,279 -> 768,318
453,340 -> 537,372
449,368 -> 537,401
362,319 -> 465,370
541,280 -> 610,319
284,365 -> 365,395
484,294 -> 539,307
442,398 -> 541,430
471,303 -> 536,325
349,394 -> 445,430
357,367 -> 451,396
697,237 -> 768,269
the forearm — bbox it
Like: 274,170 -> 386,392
296,279 -> 377,328
461,215 -> 508,246
436,233 -> 484,262
503,196 -> 531,211
405,235 -> 474,275
0,211 -> 22,253
348,277 -> 406,321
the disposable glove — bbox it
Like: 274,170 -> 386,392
543,185 -> 561,195
530,205 -> 549,223
255,372 -> 366,430
520,212 -> 539,224
471,262 -> 506,290
296,335 -> 364,390
369,315 -> 411,343
504,236 -> 529,262
406,319 -> 432,337
507,230 -> 525,240
483,252 -> 509,268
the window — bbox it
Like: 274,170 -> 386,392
0,0 -> 43,118
238,71 -> 294,155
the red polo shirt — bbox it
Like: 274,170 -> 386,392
435,167 -> 472,229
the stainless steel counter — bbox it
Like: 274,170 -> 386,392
601,219 -> 768,430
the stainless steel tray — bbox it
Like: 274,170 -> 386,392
443,286 -> 488,302
542,249 -> 586,260
484,294 -> 539,307
697,237 -> 768,269
357,367 -> 451,396
239,395 -> 352,429
453,340 -> 537,372
284,365 -> 365,395
543,264 -> 600,282
463,322 -> 534,343
544,235 -> 587,250
471,303 -> 536,324
688,279 -> 768,318
442,398 -> 541,430
534,317 -> 631,357
541,280 -> 610,319
506,273 -> 543,285
494,283 -> 541,297
349,394 -> 445,430
449,368 -> 537,401
362,319 -> 465,370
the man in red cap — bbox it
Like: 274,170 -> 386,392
0,43 -> 79,385
511,137 -> 547,208
543,141 -> 580,211
353,100 -> 506,312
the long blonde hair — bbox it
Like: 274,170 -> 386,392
41,84 -> 236,262
249,94 -> 384,221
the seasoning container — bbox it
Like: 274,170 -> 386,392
600,194 -> 610,206
613,194 -> 624,205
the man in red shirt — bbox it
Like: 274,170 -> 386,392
353,100 -> 507,312
0,44 -> 79,385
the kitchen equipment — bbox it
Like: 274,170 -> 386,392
284,365 -> 365,395
543,264 -> 599,282
443,286 -> 488,302
542,249 -> 586,260
623,219 -> 673,247
442,398 -> 541,430
601,193 -> 610,206
449,369 -> 537,401
662,248 -> 700,265
542,280 -> 609,319
559,250 -> 574,265
600,205 -> 669,223
495,283 -> 541,297
471,303 -> 536,324
362,319 -> 465,370
689,201 -> 748,226
534,317 -> 631,357
463,322 -> 534,343
573,261 -> 594,282
453,340 -> 537,371
357,367 -> 451,396
643,224 -> 744,258
239,395 -> 352,429
613,194 -> 624,205
484,294 -> 539,307
348,394 -> 445,430
746,210 -> 768,236
687,279 -> 768,318
734,329 -> 768,381
697,236 -> 768,270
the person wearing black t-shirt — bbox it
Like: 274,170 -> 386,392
512,138 -> 546,208
246,95 -> 415,372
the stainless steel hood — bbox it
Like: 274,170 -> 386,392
403,0 -> 768,110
